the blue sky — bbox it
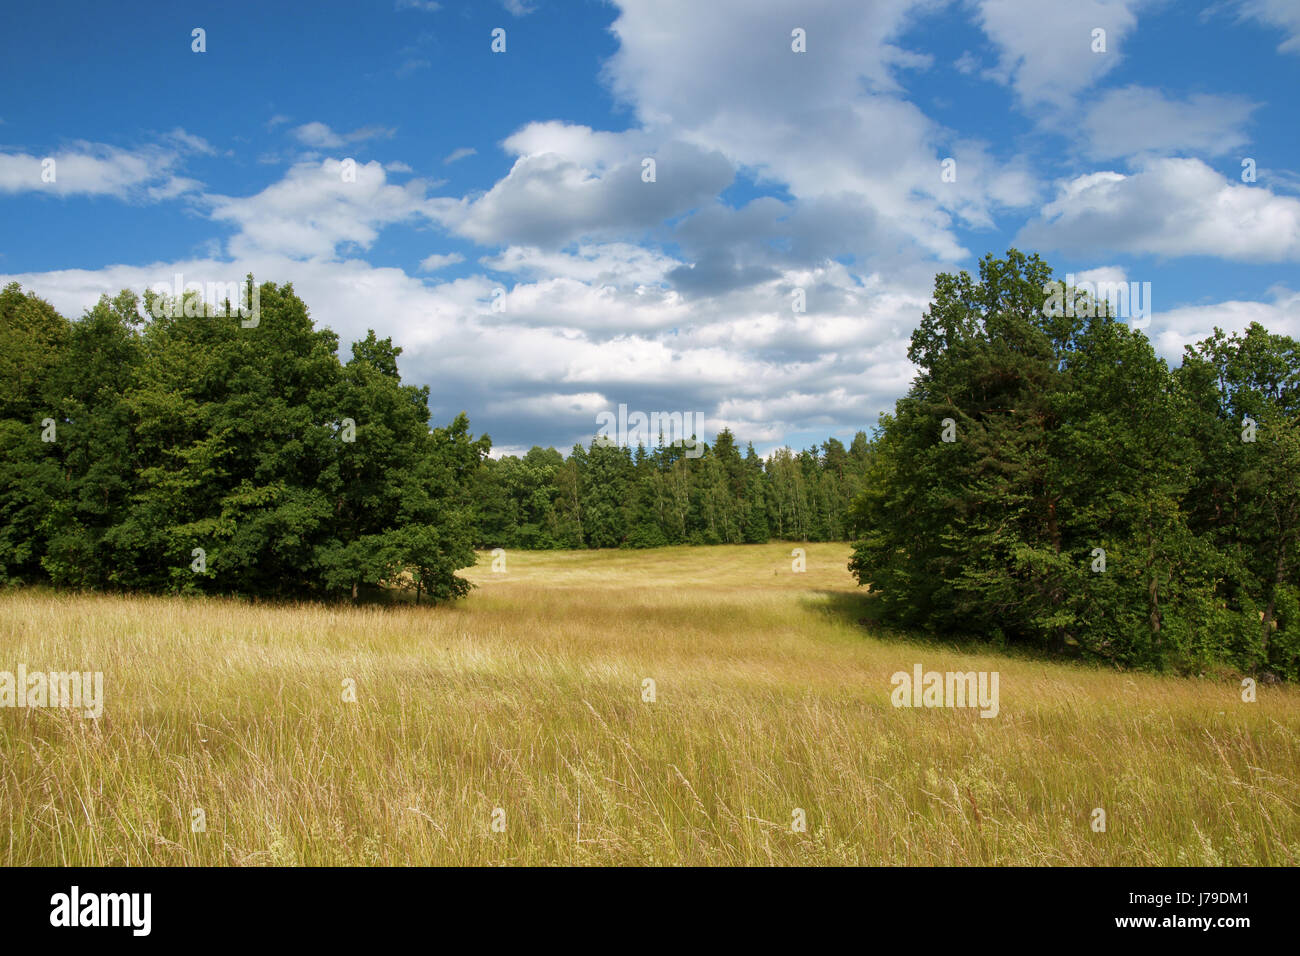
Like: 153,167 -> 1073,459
2,0 -> 1299,455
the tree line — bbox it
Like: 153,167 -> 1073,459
473,430 -> 871,550
0,277 -> 865,603
850,250 -> 1300,680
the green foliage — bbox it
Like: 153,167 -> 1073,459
849,250 -> 1300,679
472,427 -> 874,551
0,280 -> 485,603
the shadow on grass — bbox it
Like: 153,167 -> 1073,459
801,588 -> 1095,668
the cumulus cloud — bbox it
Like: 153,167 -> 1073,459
1017,158 -> 1300,262
0,242 -> 923,453
481,242 -> 679,286
208,159 -> 442,259
600,0 -> 1036,264
431,126 -> 734,248
971,0 -> 1146,109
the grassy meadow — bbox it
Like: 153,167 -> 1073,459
0,542 -> 1297,866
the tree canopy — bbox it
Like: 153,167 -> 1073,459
848,250 -> 1300,680
0,279 -> 488,602
472,427 -> 871,551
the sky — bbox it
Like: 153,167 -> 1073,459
1,0 -> 1299,456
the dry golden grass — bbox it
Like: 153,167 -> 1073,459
0,542 -> 1296,865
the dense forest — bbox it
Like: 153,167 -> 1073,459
473,430 -> 871,550
2,249 -> 1297,680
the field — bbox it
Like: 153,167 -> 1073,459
1,542 -> 1297,866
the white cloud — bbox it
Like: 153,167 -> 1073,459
1081,86 -> 1259,160
1017,158 -> 1300,262
0,140 -> 201,200
291,122 -> 396,149
971,0 -> 1145,109
1072,265 -> 1128,287
418,252 -> 465,271
481,242 -> 679,286
208,159 -> 441,259
443,147 -> 477,164
1150,287 -> 1300,360
431,126 -> 734,248
292,122 -> 346,149
0,242 -> 924,452
1234,0 -> 1300,54
599,0 -> 1035,264
163,128 -> 217,156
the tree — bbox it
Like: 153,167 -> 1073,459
41,291 -> 142,589
849,250 -> 1300,677
582,438 -> 632,547
0,279 -> 487,606
0,284 -> 70,583
1178,324 -> 1300,677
